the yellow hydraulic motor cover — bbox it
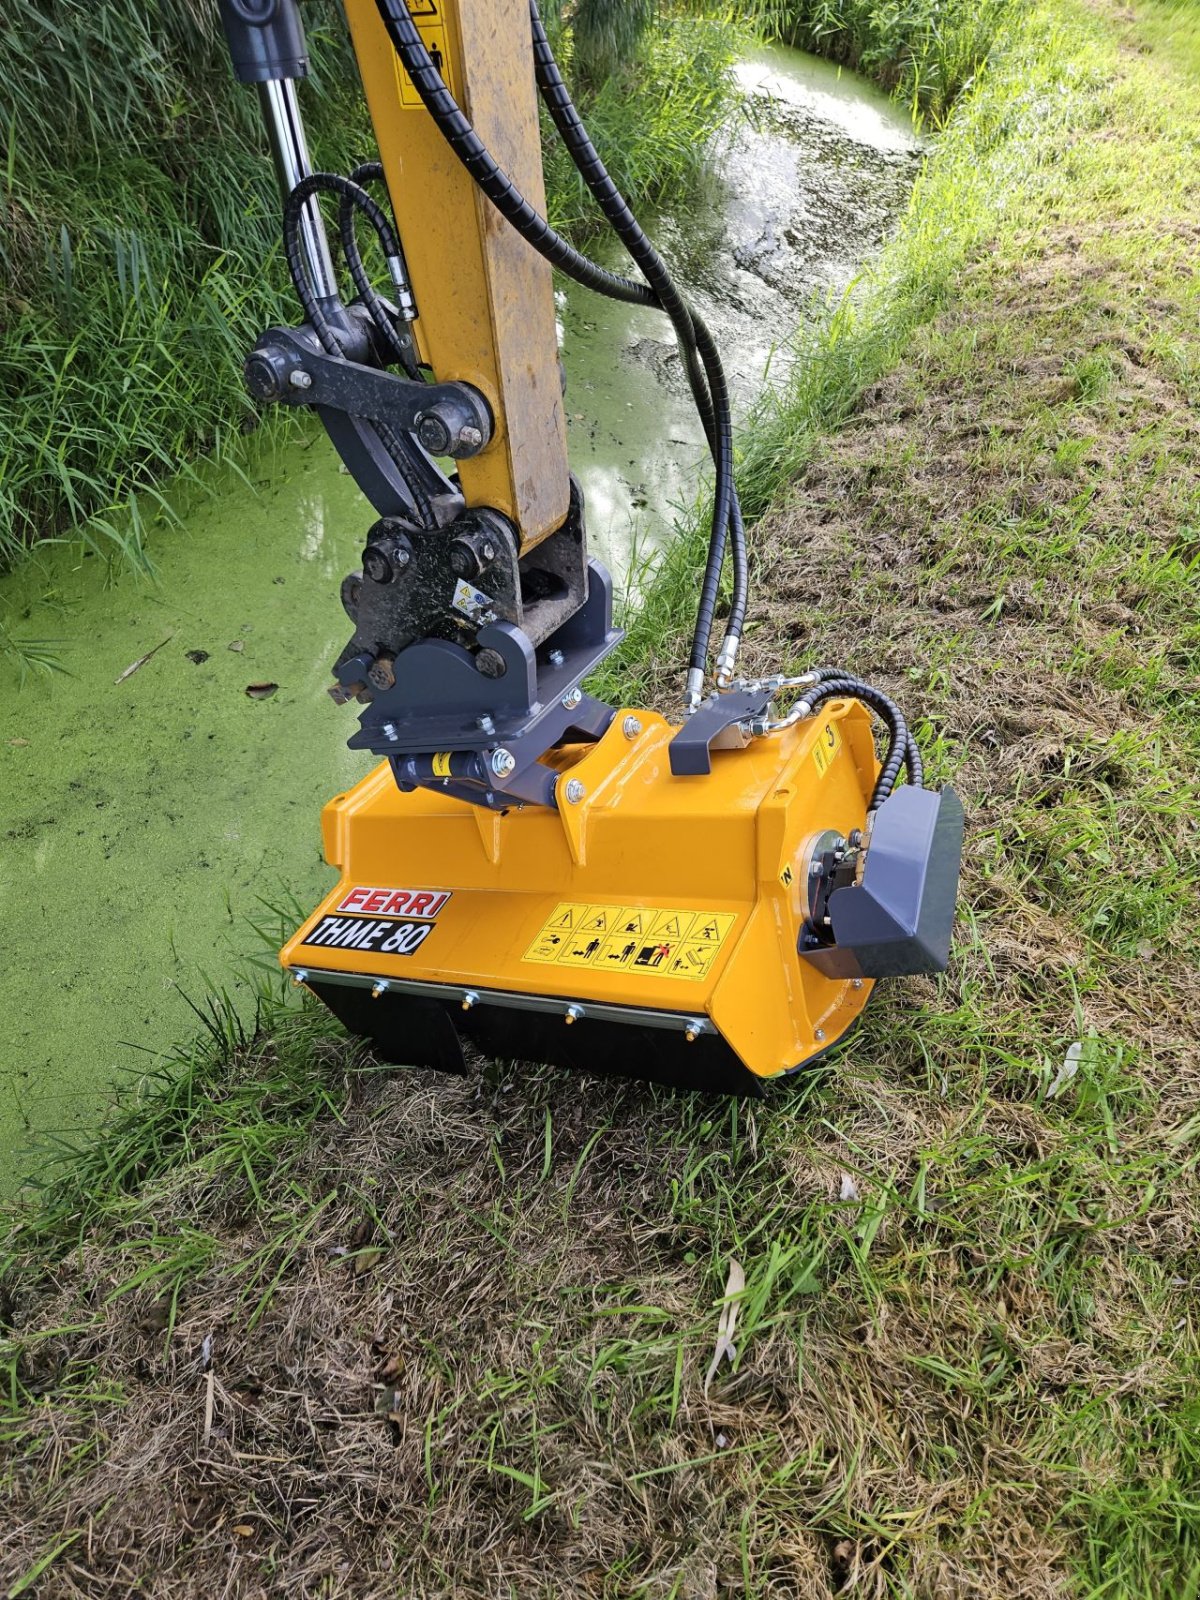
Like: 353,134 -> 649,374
283,698 -> 883,1094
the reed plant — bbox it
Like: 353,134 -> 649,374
750,0 -> 1015,122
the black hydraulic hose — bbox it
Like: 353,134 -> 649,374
800,675 -> 923,805
528,0 -> 748,659
374,0 -> 656,305
341,162 -> 423,380
282,172 -> 436,527
371,0 -> 744,681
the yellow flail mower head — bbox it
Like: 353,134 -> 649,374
218,0 -> 964,1094
282,679 -> 963,1096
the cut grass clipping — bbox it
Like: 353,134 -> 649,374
4,0 -> 1200,1596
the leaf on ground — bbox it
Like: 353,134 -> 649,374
704,1258 -> 745,1398
1048,1040 -> 1084,1099
114,634 -> 172,684
228,640 -> 245,653
839,1172 -> 860,1201
244,682 -> 278,699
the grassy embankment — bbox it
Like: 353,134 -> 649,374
0,2 -> 736,598
5,1 -> 1200,1596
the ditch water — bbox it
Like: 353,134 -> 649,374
0,46 -> 920,1186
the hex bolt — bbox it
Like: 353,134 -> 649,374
548,649 -> 565,668
684,1022 -> 703,1043
562,687 -> 583,711
476,714 -> 496,735
461,990 -> 479,1011
810,857 -> 824,877
288,369 -> 313,390
382,722 -> 399,742
371,980 -> 389,1000
564,778 -> 585,805
622,715 -> 643,740
292,969 -> 308,986
564,1004 -> 584,1025
416,414 -> 451,454
814,1027 -> 826,1042
459,425 -> 484,451
852,978 -> 864,990
490,747 -> 516,778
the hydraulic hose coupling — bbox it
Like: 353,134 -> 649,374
715,633 -> 740,689
684,666 -> 706,716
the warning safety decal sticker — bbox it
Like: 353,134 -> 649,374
524,904 -> 736,983
394,0 -> 458,107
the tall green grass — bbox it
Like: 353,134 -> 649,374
0,0 -> 368,571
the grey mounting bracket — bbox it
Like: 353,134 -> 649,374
668,689 -> 769,776
799,785 -> 965,980
349,558 -> 623,774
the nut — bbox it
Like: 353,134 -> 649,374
622,715 -> 642,740
490,748 -> 516,778
564,778 -> 585,805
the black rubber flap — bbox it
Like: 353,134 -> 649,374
308,981 -> 765,1097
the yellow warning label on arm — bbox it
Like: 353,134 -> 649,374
524,904 -> 736,982
432,751 -> 453,778
394,0 -> 459,107
812,721 -> 842,778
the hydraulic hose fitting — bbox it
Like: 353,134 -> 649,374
715,632 -> 740,689
684,666 -> 706,716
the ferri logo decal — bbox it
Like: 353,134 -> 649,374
300,886 -> 451,957
336,886 -> 451,918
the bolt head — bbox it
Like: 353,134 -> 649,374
622,714 -> 643,740
548,649 -> 565,668
476,714 -> 495,735
381,722 -> 399,742
815,1028 -> 825,1042
562,687 -> 583,711
459,425 -> 484,451
490,747 -> 516,778
564,778 -> 585,805
288,368 -> 313,390
416,413 -> 451,454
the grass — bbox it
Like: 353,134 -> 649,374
0,3 -> 739,586
4,0 -> 1200,1594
